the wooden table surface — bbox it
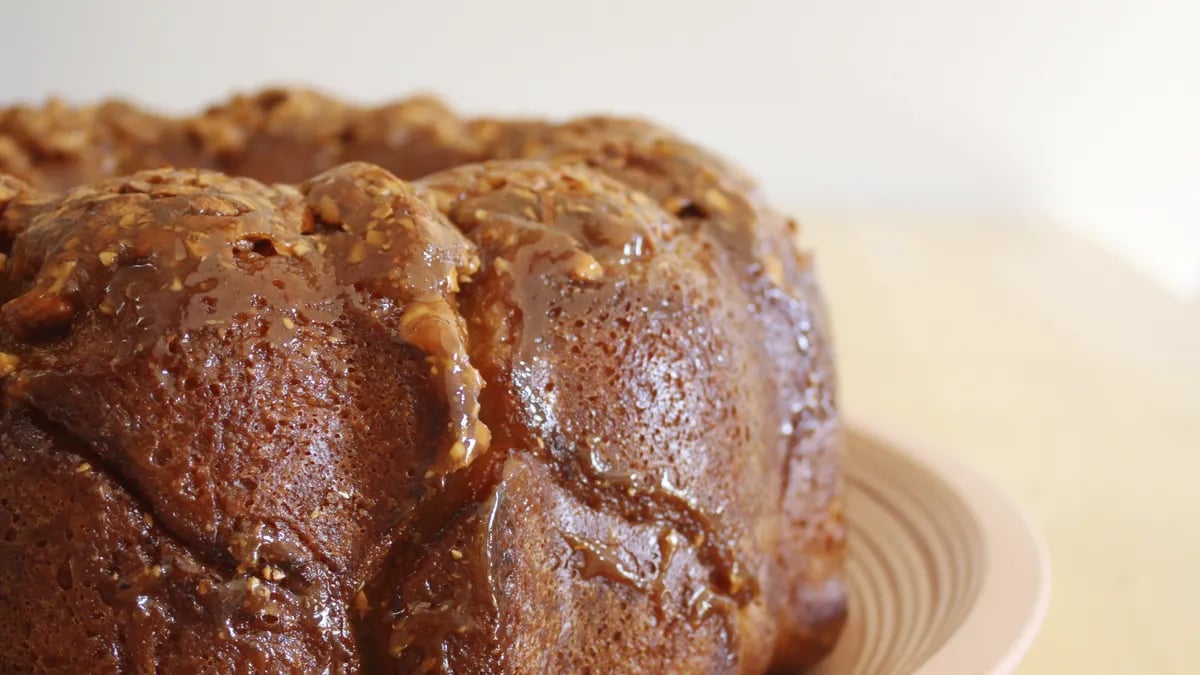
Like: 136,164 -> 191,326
800,215 -> 1199,674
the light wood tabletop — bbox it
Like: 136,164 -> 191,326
799,215 -> 1199,674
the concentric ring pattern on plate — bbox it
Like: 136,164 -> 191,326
809,423 -> 1049,675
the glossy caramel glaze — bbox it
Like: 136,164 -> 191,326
0,90 -> 845,674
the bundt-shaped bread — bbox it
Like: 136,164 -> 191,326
0,90 -> 845,674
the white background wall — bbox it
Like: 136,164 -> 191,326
2,0 -> 1197,295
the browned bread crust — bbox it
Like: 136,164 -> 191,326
0,90 -> 844,674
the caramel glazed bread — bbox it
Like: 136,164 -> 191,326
0,89 -> 845,674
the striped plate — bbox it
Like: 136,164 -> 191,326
810,423 -> 1050,675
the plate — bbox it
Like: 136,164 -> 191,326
810,422 -> 1050,675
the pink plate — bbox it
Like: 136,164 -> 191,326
809,422 -> 1050,675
